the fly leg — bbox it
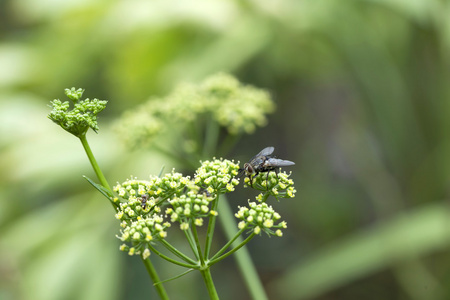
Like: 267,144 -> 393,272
265,171 -> 270,190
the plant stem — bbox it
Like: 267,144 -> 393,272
204,195 -> 220,258
148,245 -> 198,269
200,268 -> 219,300
218,197 -> 269,300
210,227 -> 247,261
159,239 -> 198,265
209,232 -> 256,266
183,228 -> 201,260
153,143 -> 198,169
217,132 -> 241,157
79,134 -> 169,299
79,134 -> 112,192
202,116 -> 219,158
141,257 -> 170,300
191,221 -> 205,265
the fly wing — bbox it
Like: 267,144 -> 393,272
255,146 -> 275,157
249,147 -> 275,166
264,158 -> 295,167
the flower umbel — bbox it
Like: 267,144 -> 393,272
117,214 -> 170,258
235,201 -> 287,236
113,171 -> 192,224
195,158 -> 240,194
246,170 -> 296,200
48,88 -> 107,137
114,159 -> 243,259
114,73 -> 275,150
165,192 -> 214,225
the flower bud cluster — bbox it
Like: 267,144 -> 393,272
113,171 -> 191,222
113,159 -> 240,258
203,73 -> 275,134
117,214 -> 170,259
115,73 -> 275,149
246,171 -> 296,200
165,191 -> 214,230
235,201 -> 287,237
194,159 -> 240,194
48,88 -> 107,137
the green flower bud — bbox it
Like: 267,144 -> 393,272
48,88 -> 107,137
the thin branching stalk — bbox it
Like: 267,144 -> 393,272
159,239 -> 198,265
209,232 -> 256,266
210,227 -> 247,261
142,257 -> 170,300
147,244 -> 198,269
218,197 -> 269,300
204,195 -> 220,258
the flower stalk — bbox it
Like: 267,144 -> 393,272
48,88 -> 169,297
79,134 -> 112,195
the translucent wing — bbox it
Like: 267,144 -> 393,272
255,146 -> 274,158
264,158 -> 295,167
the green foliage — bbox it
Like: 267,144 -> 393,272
3,0 -> 450,299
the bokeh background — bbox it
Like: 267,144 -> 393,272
2,0 -> 450,299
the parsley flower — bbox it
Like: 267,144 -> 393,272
48,88 -> 107,137
235,201 -> 287,236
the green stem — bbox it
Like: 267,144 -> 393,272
210,227 -> 247,261
200,268 -> 219,300
141,257 -> 170,300
148,244 -> 198,269
79,134 -> 169,299
204,195 -> 220,258
153,144 -> 198,170
202,116 -> 219,158
217,132 -> 241,157
191,221 -> 205,265
260,192 -> 270,203
79,134 -> 112,192
218,197 -> 269,300
159,239 -> 198,265
210,232 -> 256,266
184,227 -> 201,260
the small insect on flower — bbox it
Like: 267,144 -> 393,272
239,146 -> 295,186
140,194 -> 149,209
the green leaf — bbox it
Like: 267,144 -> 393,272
83,175 -> 113,200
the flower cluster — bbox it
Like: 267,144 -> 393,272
194,159 -> 240,194
117,215 -> 170,259
114,73 -> 275,149
202,73 -> 275,134
165,192 -> 215,230
235,201 -> 287,237
113,171 -> 191,223
48,88 -> 107,137
113,159 -> 240,258
245,170 -> 296,200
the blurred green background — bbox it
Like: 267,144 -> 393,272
2,0 -> 450,299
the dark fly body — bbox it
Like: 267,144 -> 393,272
140,194 -> 149,209
240,146 -> 295,186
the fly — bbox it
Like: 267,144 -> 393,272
240,146 -> 295,186
140,194 -> 149,210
